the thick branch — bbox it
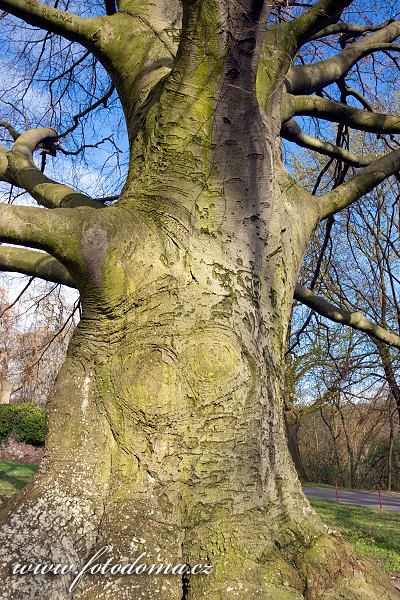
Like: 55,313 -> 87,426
287,20 -> 400,93
290,0 -> 353,47
318,148 -> 400,219
0,0 -> 98,45
283,94 -> 400,134
0,246 -> 76,288
310,20 -> 392,41
281,119 -> 370,166
0,146 -> 12,183
294,284 -> 400,348
0,202 -> 82,262
1,128 -> 102,209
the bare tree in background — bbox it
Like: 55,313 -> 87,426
289,143 -> 400,491
0,277 -> 78,404
2,0 -> 400,598
0,286 -> 15,404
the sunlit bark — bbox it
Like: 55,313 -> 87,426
0,1 -> 400,598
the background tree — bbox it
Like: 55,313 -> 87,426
289,132 -> 400,492
0,285 -> 16,404
0,277 -> 77,405
2,1 -> 400,598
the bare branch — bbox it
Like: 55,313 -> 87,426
289,0 -> 353,47
0,120 -> 20,141
339,84 -> 373,111
58,84 -> 115,139
1,128 -> 102,209
281,119 -> 371,166
0,246 -> 76,287
294,284 -> 400,348
283,94 -> 400,134
310,19 -> 393,41
318,148 -> 400,219
286,20 -> 400,94
0,0 -> 99,45
298,377 -> 343,418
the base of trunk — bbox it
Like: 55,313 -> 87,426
0,474 -> 398,600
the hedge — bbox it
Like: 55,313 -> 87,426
0,403 -> 46,446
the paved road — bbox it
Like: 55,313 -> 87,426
303,486 -> 400,512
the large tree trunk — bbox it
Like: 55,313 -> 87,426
1,225 -> 393,600
0,163 -> 396,600
0,2 -> 399,598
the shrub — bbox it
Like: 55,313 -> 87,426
0,403 -> 46,446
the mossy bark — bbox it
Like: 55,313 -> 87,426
0,1 -> 399,598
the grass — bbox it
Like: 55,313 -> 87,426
0,459 -> 38,497
311,498 -> 400,574
304,481 -> 336,489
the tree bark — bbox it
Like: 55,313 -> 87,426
285,413 -> 309,482
0,144 -> 395,600
0,2 -> 399,599
283,351 -> 309,482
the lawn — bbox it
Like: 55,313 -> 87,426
311,498 -> 400,574
0,459 -> 38,497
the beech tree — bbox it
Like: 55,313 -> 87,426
2,0 -> 400,598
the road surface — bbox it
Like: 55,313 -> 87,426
303,485 -> 400,512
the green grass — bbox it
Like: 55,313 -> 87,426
304,481 -> 336,489
311,498 -> 400,574
0,459 -> 38,497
